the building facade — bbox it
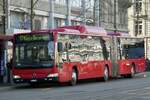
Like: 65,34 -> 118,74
0,0 -> 5,34
5,0 -> 130,35
128,0 -> 150,37
99,0 -> 131,33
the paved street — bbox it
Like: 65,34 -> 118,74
0,72 -> 150,100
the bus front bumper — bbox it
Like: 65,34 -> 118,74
13,77 -> 58,83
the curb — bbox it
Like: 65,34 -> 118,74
0,83 -> 12,87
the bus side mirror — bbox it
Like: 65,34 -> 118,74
58,42 -> 63,52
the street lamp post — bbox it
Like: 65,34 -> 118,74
30,0 -> 39,31
30,0 -> 34,31
1,0 -> 6,34
135,0 -> 140,36
81,0 -> 86,25
114,0 -> 117,33
93,0 -> 100,26
66,0 -> 71,26
48,0 -> 54,28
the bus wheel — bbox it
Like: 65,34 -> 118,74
70,69 -> 77,86
103,66 -> 109,81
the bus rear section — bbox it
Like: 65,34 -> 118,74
111,37 -> 146,78
12,33 -> 59,83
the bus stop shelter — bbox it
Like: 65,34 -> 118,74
0,34 -> 13,83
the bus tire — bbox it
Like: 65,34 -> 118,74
103,66 -> 109,81
70,69 -> 77,86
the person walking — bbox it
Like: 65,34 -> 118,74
7,58 -> 13,84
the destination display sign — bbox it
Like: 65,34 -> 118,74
15,34 -> 51,43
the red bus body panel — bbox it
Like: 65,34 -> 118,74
12,66 -> 58,79
12,60 -> 112,83
58,60 -> 112,82
118,58 -> 146,75
129,58 -> 146,73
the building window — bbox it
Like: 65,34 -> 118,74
54,18 -> 66,28
34,19 -> 41,30
135,20 -> 142,35
71,0 -> 81,7
10,11 -> 25,29
33,16 -> 47,30
71,20 -> 80,25
55,0 -> 66,5
135,0 -> 142,13
139,25 -> 142,34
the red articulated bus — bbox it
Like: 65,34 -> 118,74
12,25 -> 146,85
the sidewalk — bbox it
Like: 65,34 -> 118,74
135,71 -> 150,78
0,83 -> 13,87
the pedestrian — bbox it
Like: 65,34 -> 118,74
146,58 -> 150,71
6,58 -> 13,83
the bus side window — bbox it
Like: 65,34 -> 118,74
58,42 -> 68,62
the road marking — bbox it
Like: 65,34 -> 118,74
144,87 -> 150,90
140,96 -> 150,99
139,92 -> 150,96
120,88 -> 142,94
41,88 -> 53,91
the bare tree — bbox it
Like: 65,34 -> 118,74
30,0 -> 38,30
70,0 -> 94,25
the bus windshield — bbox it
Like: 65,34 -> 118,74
14,34 -> 54,68
122,39 -> 144,59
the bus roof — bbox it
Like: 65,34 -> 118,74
59,25 -> 107,36
15,25 -> 107,36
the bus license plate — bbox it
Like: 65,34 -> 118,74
30,79 -> 37,82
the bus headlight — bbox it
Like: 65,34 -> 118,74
126,63 -> 130,66
13,75 -> 21,79
47,73 -> 58,77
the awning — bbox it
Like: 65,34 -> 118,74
0,34 -> 13,41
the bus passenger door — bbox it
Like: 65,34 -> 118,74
79,62 -> 88,79
79,55 -> 95,79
